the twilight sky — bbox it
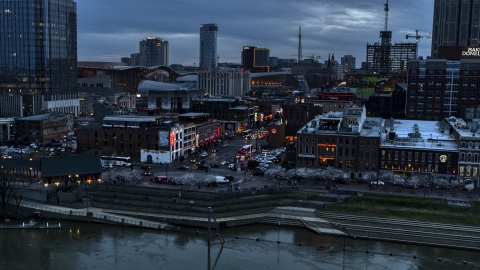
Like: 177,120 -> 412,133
77,0 -> 434,68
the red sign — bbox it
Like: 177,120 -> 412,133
170,132 -> 175,146
216,125 -> 221,136
271,129 -> 277,134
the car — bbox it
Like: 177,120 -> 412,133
220,161 -> 227,165
196,160 -> 206,165
370,180 -> 384,186
200,152 -> 208,158
354,179 -> 369,184
49,148 -> 55,152
177,165 -> 189,170
190,159 -> 197,163
403,184 -> 417,189
436,185 -> 451,190
418,182 -> 430,188
224,175 -> 234,181
197,164 -> 210,170
211,149 -> 218,153
228,163 -> 235,169
143,170 -> 151,176
252,170 -> 265,176
273,157 -> 282,163
140,165 -> 151,170
276,174 -> 290,180
38,147 -> 44,151
60,148 -> 65,152
223,144 -> 228,147
70,148 -> 77,154
280,147 -> 286,153
210,163 -> 220,168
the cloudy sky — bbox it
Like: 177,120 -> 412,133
77,0 -> 434,68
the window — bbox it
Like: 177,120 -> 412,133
345,148 -> 349,156
298,146 -> 302,154
339,148 -> 342,156
415,152 -> 419,161
305,136 -> 309,143
352,149 -> 355,157
428,153 -> 432,162
394,151 -> 398,160
366,150 -> 370,158
299,136 -> 303,142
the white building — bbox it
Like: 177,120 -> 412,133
197,68 -> 251,96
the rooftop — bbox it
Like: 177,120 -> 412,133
18,112 -> 66,121
381,119 -> 458,151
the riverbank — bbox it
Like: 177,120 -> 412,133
3,186 -> 480,251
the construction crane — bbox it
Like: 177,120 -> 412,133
307,54 -> 323,61
405,29 -> 431,44
384,0 -> 389,31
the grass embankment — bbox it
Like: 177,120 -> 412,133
323,193 -> 480,227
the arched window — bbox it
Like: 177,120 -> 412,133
339,138 -> 343,144
352,148 -> 356,157
346,138 -> 349,145
475,154 -> 479,163
461,153 -> 465,162
352,139 -> 356,145
468,153 -> 472,162
462,142 -> 466,148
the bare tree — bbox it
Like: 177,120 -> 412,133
0,167 -> 20,221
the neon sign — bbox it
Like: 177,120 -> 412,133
170,132 -> 175,146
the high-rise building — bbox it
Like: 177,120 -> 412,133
405,58 -> 480,121
431,0 -> 480,58
242,46 -> 270,73
139,37 -> 169,67
199,23 -> 218,70
0,0 -> 79,117
341,55 -> 356,71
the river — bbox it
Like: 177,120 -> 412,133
1,220 -> 479,270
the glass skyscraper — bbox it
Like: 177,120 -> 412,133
431,0 -> 480,58
0,0 -> 78,117
199,23 -> 218,71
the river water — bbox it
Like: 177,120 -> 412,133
1,220 -> 479,270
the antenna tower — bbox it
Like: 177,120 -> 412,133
298,26 -> 302,62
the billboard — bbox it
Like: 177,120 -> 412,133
159,131 -> 169,146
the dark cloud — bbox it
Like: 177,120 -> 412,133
78,0 -> 434,67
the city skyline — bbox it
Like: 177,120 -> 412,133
78,0 -> 434,67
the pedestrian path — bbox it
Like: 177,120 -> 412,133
16,199 -> 341,235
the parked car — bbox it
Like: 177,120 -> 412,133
418,182 -> 430,188
177,165 -> 189,170
370,180 -> 384,186
273,157 -> 282,163
436,185 -> 451,190
354,179 -> 369,184
336,179 -> 349,185
210,163 -> 220,168
276,174 -> 290,180
403,183 -> 417,189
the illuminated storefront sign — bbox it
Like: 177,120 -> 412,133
170,132 -> 175,146
461,47 -> 480,57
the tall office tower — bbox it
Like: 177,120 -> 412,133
139,37 -> 169,67
199,23 -> 218,70
242,46 -> 270,73
341,55 -> 356,71
432,0 -> 480,58
0,0 -> 79,117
